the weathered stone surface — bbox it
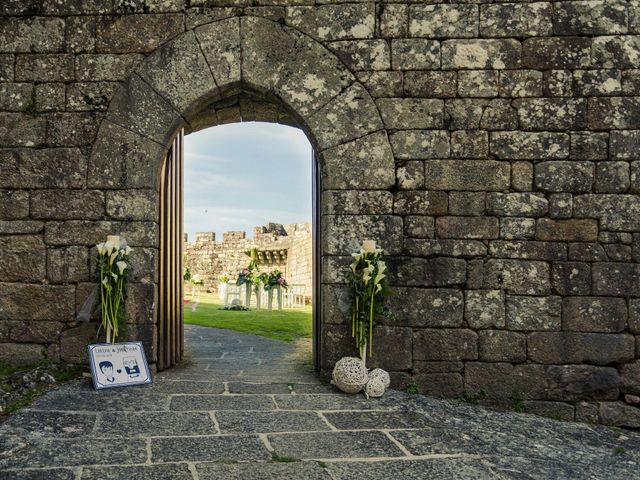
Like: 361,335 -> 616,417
498,69 -> 543,97
450,131 -> 488,159
631,299 -> 640,334
480,3 -> 552,37
599,402 -> 640,428
491,132 -> 569,159
152,435 -> 270,463
320,132 -> 395,190
106,190 -> 158,221
562,297 -> 627,333
45,220 -> 158,248
425,160 -> 510,191
444,99 -> 488,129
487,193 -> 548,217
500,218 -> 535,240
286,4 -> 374,41
436,216 -> 498,240
323,215 -> 402,255
574,194 -> 640,231
390,257 -> 466,288
403,216 -> 434,239
47,246 -> 89,284
592,262 -> 640,296
0,190 -> 28,219
506,295 -> 562,331
389,288 -> 463,328
489,240 -> 566,261
0,220 -> 44,235
0,83 -> 33,112
31,190 -> 104,220
480,99 -> 519,130
413,329 -> 477,361
377,98 -> 443,130
0,113 -> 46,147
589,97 -> 640,129
393,191 -> 447,215
390,130 -> 449,160
369,326 -> 413,371
523,37 -> 591,69
448,192 -> 485,216
465,290 -> 505,329
96,14 -> 184,53
595,161 -> 630,193
458,70 -> 498,97
551,262 -> 591,295
379,4 -> 408,38
515,98 -> 586,131
610,130 -> 640,159
409,4 -> 478,38
0,343 -> 48,365
329,40 -> 390,70
621,361 -> 640,395
390,39 -> 439,71
528,332 -> 635,365
0,17 -> 65,53
573,69 -> 622,96
554,1 -> 628,35
323,191 -> 393,215
535,161 -> 593,193
0,283 -> 75,321
396,161 -> 424,190
441,40 -> 521,70
571,132 -> 609,160
484,259 -> 551,295
75,54 -> 144,81
404,71 -> 457,98
405,239 -> 486,258
511,162 -> 534,191
66,82 -> 119,112
536,219 -> 598,242
478,330 -> 526,363
592,36 -> 640,69
356,71 -> 402,97
15,54 -> 74,82
548,193 -> 573,219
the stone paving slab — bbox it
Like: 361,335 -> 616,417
95,411 -> 216,437
268,431 -> 405,459
3,468 -> 78,480
150,435 -> 271,462
80,463 -> 193,480
196,461 -> 331,479
30,387 -> 171,411
146,380 -> 225,394
323,411 -> 431,430
273,393 -> 399,411
170,394 -> 276,411
326,459 -> 503,479
216,410 -> 330,433
0,411 -> 96,437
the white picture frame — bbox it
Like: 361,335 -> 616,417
88,341 -> 152,390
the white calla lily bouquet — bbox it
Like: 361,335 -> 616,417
346,240 -> 392,362
95,235 -> 132,343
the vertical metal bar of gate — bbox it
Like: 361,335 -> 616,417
158,129 -> 184,371
312,151 -> 321,371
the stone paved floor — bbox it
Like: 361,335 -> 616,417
1,324 -> 640,479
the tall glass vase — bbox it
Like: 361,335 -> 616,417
245,283 -> 251,308
277,285 -> 283,310
255,283 -> 262,310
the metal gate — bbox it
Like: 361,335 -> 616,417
158,129 -> 184,371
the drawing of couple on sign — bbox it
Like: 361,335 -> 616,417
98,357 -> 141,384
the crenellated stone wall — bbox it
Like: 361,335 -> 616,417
0,1 -> 639,427
184,222 -> 312,299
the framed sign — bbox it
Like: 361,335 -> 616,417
88,342 -> 152,390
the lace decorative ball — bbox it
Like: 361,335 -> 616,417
364,376 -> 386,398
332,357 -> 369,394
369,368 -> 390,389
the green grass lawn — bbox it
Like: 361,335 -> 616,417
184,292 -> 312,342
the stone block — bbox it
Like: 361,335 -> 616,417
66,82 -> 119,112
286,4 -> 374,41
522,37 -> 591,69
322,191 -> 393,215
465,289 -> 505,329
458,70 -> 498,98
33,82 -> 65,112
483,259 -> 551,295
96,14 -> 185,53
389,287 -> 464,328
623,69 -> 640,94
441,39 -> 521,70
404,71 -> 457,98
0,113 -> 46,147
488,241 -> 566,262
376,98 -> 443,130
396,161 -> 424,190
589,97 -> 640,130
323,215 -> 402,255
390,257 -> 466,288
548,193 -> 573,219
528,332 -> 635,365
75,54 -> 145,82
403,216 -> 434,239
47,112 -> 101,148
595,162 -> 630,193
320,132 -> 395,190
450,131 -> 488,159
393,191 -> 448,216
390,39 -> 440,70
0,190 -> 28,220
413,328 -> 477,361
568,243 -> 607,262
0,17 -> 65,53
534,161 -> 594,193
378,4 -> 407,38
571,132 -> 609,160
0,221 -> 44,235
480,99 -> 519,130
390,130 -> 449,160
491,132 -> 569,159
0,343 -> 48,365
31,190 -> 105,220
413,373 -> 464,398
514,98 -> 587,131
0,235 -> 46,282
621,361 -> 640,395
106,190 -> 158,222
487,193 -> 548,218
599,402 -> 640,429
0,283 -> 75,321
368,326 -> 413,371
0,54 -> 12,81
425,160 -> 510,191
65,15 -> 96,53
523,401 -> 575,422
444,99 -> 488,129
15,54 -> 74,82
409,4 -> 478,38
604,243 -> 632,261
506,295 -> 561,331
8,320 -> 65,344
511,162 -> 534,191
562,297 -> 627,333
554,1 -> 627,35
630,299 -> 640,333
551,262 -> 591,296
60,323 -> 100,364
547,69 -> 574,97
592,262 -> 640,296
592,36 -> 640,69
45,220 -> 158,248
448,192 -> 485,216
404,239 -> 486,258
610,130 -> 640,159
500,218 -> 535,240
356,71 -> 403,98
435,216 -> 498,240
573,69 -> 622,96
498,70 -> 543,97
47,246 -> 89,284
574,194 -> 640,231
0,83 -> 33,112
480,3 -> 552,37
478,330 -> 526,363
575,401 -> 599,423
535,219 -> 598,242
329,40 -> 390,70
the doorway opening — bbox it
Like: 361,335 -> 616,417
157,116 -> 321,373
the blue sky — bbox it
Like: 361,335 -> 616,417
184,122 -> 313,242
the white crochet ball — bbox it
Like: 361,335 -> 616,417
364,376 -> 386,398
332,357 -> 369,394
369,368 -> 390,388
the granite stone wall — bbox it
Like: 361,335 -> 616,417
0,1 -> 639,427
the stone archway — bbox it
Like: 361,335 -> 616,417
87,16 -> 395,373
